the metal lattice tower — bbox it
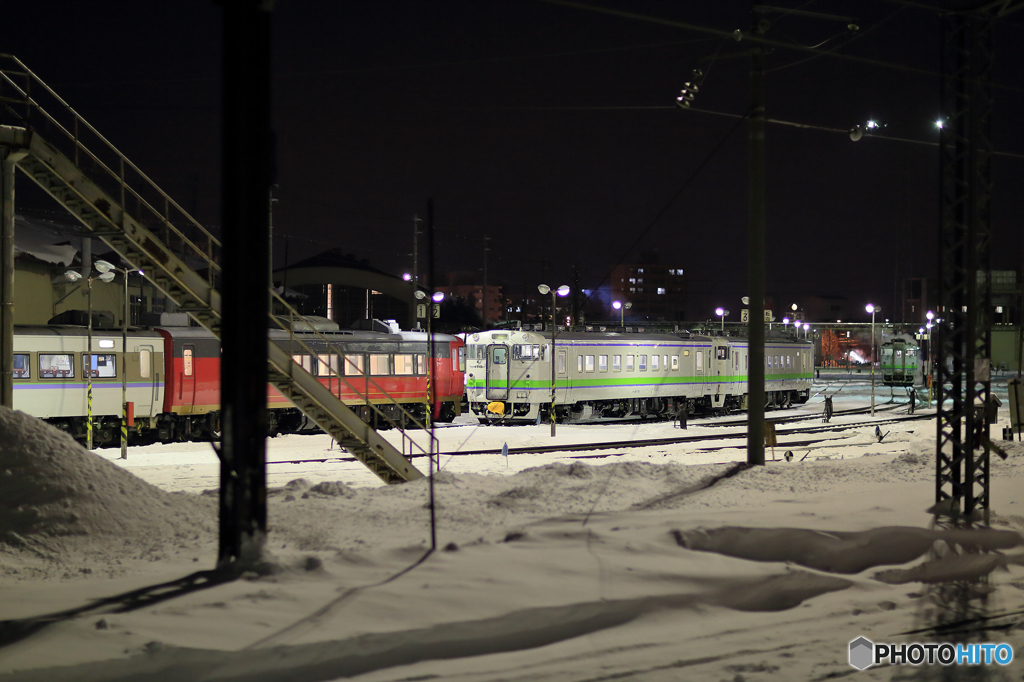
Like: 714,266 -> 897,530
935,9 -> 995,517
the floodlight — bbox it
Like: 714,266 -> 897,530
556,285 -> 570,297
94,259 -> 115,274
64,270 -> 83,282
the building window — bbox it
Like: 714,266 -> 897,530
657,288 -> 666,295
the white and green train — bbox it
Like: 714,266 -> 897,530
465,329 -> 814,423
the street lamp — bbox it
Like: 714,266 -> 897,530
612,300 -> 632,326
415,290 -> 446,430
866,303 -> 878,416
64,265 -> 115,450
715,307 -> 729,330
538,284 -> 570,437
96,259 -> 139,460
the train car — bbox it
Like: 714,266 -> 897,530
880,339 -> 918,387
464,328 -> 813,424
269,327 -> 465,428
12,325 -> 166,443
12,320 -> 465,445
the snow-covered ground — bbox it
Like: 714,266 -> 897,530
2,377 -> 1024,681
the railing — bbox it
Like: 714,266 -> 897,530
270,290 -> 437,459
0,54 -> 220,289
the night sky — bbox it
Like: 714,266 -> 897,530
4,1 -> 1023,322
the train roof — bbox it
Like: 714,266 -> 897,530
15,324 -> 163,338
469,328 -> 813,346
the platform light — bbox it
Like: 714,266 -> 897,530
431,292 -> 445,303
538,283 -> 571,438
866,120 -> 879,129
402,273 -> 412,281
935,120 -> 944,129
866,304 -> 879,416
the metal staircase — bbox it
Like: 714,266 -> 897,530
0,54 -> 427,484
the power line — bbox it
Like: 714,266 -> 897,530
537,0 -> 1024,94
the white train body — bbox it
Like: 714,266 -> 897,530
465,329 -> 813,423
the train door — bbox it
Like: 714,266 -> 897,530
180,344 -> 197,413
695,347 -> 706,397
711,342 -> 730,408
134,344 -> 157,417
485,344 -> 509,400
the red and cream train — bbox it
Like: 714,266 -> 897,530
13,318 -> 466,445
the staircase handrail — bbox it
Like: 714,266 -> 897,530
0,54 -> 220,279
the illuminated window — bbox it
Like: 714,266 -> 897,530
639,355 -> 647,371
612,355 -> 621,371
369,354 -> 390,375
13,354 -> 29,379
84,353 -> 117,378
626,355 -> 635,371
598,355 -> 608,372
585,355 -> 595,372
344,355 -> 364,375
671,355 -> 679,370
394,354 -> 415,375
183,349 -> 193,377
140,349 -> 151,378
40,354 -> 74,379
652,355 -> 660,371
317,354 -> 339,377
657,288 -> 666,295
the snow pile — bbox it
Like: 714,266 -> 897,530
0,407 -> 215,578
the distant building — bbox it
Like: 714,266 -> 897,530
273,249 -> 417,329
436,271 -> 503,325
609,253 -> 687,322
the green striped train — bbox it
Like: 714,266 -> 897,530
880,339 -> 919,387
465,328 -> 814,424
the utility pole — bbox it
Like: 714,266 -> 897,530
412,214 -> 421,286
747,5 -> 768,467
482,235 -> 489,327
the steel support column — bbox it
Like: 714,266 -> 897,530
219,0 -> 275,568
936,11 -> 994,517
747,7 -> 767,467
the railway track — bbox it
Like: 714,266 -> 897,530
265,408 -> 932,466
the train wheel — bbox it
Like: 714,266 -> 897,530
206,412 -> 222,440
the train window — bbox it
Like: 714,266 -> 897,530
663,355 -> 668,370
291,354 -> 312,374
716,347 -> 729,360
343,355 -> 365,375
651,355 -> 659,371
395,354 -> 415,375
774,356 -> 779,369
599,355 -> 608,372
183,349 -> 193,376
577,355 -> 583,372
370,354 -> 390,375
317,354 -> 339,377
626,355 -> 635,372
557,350 -> 567,374
613,355 -> 621,371
512,345 -> 530,360
639,355 -> 647,371
419,354 -> 429,374
491,347 -> 507,365
696,351 -> 703,372
83,353 -> 117,378
140,349 -> 151,378
671,355 -> 679,371
584,355 -> 595,372
39,354 -> 74,379
13,354 -> 29,379
457,347 -> 466,372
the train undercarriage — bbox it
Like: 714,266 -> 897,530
48,398 -> 460,447
473,388 -> 811,425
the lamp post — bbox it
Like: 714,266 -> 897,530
866,303 -> 878,416
538,284 -> 570,437
612,300 -> 631,326
414,289 -> 445,430
96,260 -> 137,460
715,307 -> 729,331
64,266 -> 115,449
